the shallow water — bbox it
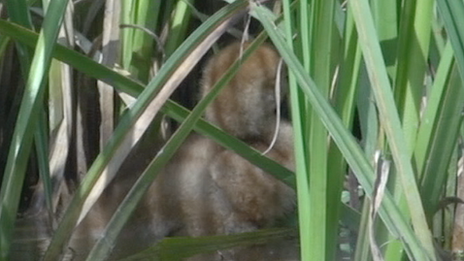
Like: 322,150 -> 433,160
11,214 -> 300,261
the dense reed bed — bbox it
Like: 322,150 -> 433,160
1,0 -> 464,260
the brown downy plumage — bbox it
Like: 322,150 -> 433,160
143,41 -> 294,238
74,42 -> 295,260
202,41 -> 284,140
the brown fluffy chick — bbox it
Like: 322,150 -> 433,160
201,41 -> 285,140
74,42 -> 295,261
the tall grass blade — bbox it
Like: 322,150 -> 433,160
281,1 -> 311,260
33,111 -> 52,215
4,0 -> 33,77
0,0 -> 70,259
372,0 -> 398,80
326,3 -> 360,260
98,0 -> 120,147
416,44 -> 464,216
415,43 -> 453,182
45,8 -> 75,216
120,0 -> 160,81
306,0 -> 335,259
394,0 -> 433,152
164,0 -> 193,57
251,2 -> 433,260
437,0 -> 464,79
348,0 -> 436,259
382,0 -> 433,258
354,63 -> 380,261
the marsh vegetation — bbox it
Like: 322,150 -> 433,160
1,0 -> 464,260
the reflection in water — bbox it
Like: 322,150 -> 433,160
11,214 -> 300,261
184,241 -> 299,261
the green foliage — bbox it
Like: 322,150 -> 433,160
0,0 -> 70,259
1,0 -> 464,260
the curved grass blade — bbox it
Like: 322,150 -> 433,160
85,36 -> 268,260
0,18 -> 293,185
42,2 -> 251,260
0,0 -> 70,259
